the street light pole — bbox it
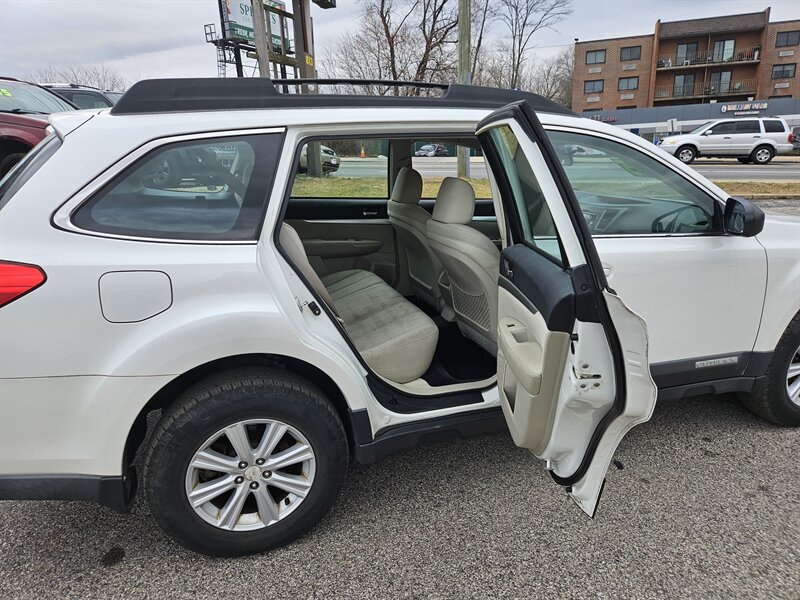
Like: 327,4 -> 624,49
457,0 -> 471,179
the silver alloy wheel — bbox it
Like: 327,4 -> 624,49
787,344 -> 800,406
754,147 -> 772,163
185,419 -> 316,532
678,148 -> 694,163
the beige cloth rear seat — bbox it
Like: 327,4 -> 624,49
279,224 -> 438,384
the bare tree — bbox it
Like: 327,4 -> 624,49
495,0 -> 572,88
529,46 -> 573,106
26,64 -> 129,90
324,0 -> 458,95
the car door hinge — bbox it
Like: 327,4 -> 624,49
296,297 -> 321,316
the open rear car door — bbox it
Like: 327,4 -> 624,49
477,101 -> 658,517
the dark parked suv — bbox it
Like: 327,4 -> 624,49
0,77 -> 75,176
42,84 -> 123,109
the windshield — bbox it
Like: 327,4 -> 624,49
688,121 -> 713,134
0,81 -> 74,114
104,91 -> 123,104
420,145 -> 433,151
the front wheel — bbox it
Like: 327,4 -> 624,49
743,314 -> 800,426
750,145 -> 774,165
143,368 -> 348,556
676,145 -> 696,164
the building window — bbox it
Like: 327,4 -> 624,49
712,39 -> 735,62
776,30 -> 800,47
584,79 -> 604,93
676,42 -> 699,65
709,71 -> 732,93
673,73 -> 695,97
620,46 -> 641,61
583,109 -> 602,115
618,76 -> 639,91
616,105 -> 637,109
772,64 -> 797,79
586,50 -> 606,65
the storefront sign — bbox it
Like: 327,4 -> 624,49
719,101 -> 768,116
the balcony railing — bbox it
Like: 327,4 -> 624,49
656,46 -> 761,69
654,78 -> 757,100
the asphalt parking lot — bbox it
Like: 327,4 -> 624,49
1,394 -> 798,599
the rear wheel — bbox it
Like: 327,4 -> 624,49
143,368 -> 348,556
676,145 -> 696,164
742,314 -> 800,426
750,145 -> 774,165
0,152 -> 26,177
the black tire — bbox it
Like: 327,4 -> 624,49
0,152 -> 26,177
143,368 -> 348,556
750,145 -> 774,165
737,157 -> 750,164
676,145 -> 696,164
742,313 -> 800,426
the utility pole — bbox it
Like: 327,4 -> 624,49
292,0 -> 322,177
251,0 -> 272,77
457,0 -> 471,179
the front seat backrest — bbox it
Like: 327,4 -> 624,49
279,223 -> 338,315
426,177 -> 500,355
387,167 -> 444,309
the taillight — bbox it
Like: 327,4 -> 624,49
0,261 -> 46,307
789,133 -> 794,143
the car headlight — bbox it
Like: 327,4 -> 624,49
664,138 -> 677,144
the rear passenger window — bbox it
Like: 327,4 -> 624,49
73,134 -> 281,241
763,120 -> 786,133
290,139 -> 388,199
735,120 -> 760,134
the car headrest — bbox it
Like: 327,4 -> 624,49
432,177 -> 476,225
390,167 -> 423,204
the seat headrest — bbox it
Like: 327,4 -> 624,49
432,177 -> 476,225
390,167 -> 423,204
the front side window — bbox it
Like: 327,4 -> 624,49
291,139 -> 386,199
705,121 -> 734,135
550,129 -> 718,236
586,50 -> 606,64
620,46 -> 641,61
618,76 -> 639,91
487,125 -> 562,263
584,79 -> 604,94
772,63 -> 797,79
73,134 -> 281,240
776,30 -> 800,47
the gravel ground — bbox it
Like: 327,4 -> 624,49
0,394 -> 798,599
752,198 -> 800,217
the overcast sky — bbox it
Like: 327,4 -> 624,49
1,0 -> 798,84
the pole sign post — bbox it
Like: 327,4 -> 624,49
222,0 -> 286,46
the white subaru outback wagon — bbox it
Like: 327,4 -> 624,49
1,79 -> 799,557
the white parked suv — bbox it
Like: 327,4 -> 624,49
1,79 -> 799,557
658,116 -> 794,164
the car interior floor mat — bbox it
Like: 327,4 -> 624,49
421,319 -> 496,386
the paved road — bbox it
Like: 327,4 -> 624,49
334,157 -> 800,182
1,395 -> 798,599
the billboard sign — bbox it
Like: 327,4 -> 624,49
222,0 -> 286,47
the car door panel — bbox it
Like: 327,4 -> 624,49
477,101 -> 657,516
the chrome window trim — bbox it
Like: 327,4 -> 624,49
52,127 -> 285,245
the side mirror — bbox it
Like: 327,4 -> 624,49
701,130 -> 712,136
724,197 -> 765,237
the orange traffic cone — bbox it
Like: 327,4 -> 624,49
360,146 -> 366,158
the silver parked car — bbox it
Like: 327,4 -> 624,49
657,117 -> 793,164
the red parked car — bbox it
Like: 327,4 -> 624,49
0,77 -> 76,176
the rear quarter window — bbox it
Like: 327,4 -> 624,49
763,120 -> 786,133
72,133 -> 282,241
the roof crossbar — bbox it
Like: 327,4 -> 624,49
110,77 -> 575,117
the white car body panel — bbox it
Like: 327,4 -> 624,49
0,104 -> 796,484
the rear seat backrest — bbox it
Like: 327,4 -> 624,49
279,224 -> 339,315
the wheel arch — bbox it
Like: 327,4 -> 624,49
123,353 -> 360,481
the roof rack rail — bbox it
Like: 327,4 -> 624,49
111,77 -> 575,117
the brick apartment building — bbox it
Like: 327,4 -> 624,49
572,8 -> 800,114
